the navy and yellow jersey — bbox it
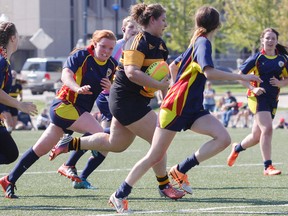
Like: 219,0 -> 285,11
0,56 -> 12,114
240,49 -> 288,100
8,80 -> 22,98
161,36 -> 213,118
174,54 -> 183,67
113,31 -> 169,98
56,45 -> 118,112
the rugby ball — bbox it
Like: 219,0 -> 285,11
144,61 -> 169,92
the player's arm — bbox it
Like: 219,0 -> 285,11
270,76 -> 288,88
169,60 -> 179,84
61,67 -> 92,94
0,89 -> 37,116
124,65 -> 168,91
0,89 -> 21,109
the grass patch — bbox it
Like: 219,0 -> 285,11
0,129 -> 287,215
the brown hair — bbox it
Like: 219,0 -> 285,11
260,28 -> 288,55
71,30 -> 116,54
130,3 -> 166,27
190,6 -> 220,45
0,21 -> 17,49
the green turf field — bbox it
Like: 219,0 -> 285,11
0,129 -> 288,215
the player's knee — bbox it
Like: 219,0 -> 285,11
217,131 -> 231,149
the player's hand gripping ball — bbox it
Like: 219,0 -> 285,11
144,61 -> 169,93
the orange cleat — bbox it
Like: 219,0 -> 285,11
168,165 -> 193,194
0,176 -> 18,198
158,183 -> 185,200
57,163 -> 82,182
227,143 -> 239,167
49,134 -> 72,161
264,165 -> 281,176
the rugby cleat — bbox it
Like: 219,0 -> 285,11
0,176 -> 18,198
227,143 -> 239,167
169,165 -> 193,194
158,183 -> 185,200
108,192 -> 131,213
73,178 -> 96,189
49,134 -> 72,161
57,163 -> 82,182
264,165 -> 281,176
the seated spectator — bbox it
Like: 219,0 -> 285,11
232,103 -> 252,128
221,91 -> 238,127
203,81 -> 216,112
15,111 -> 36,130
274,117 -> 288,129
212,96 -> 225,121
36,108 -> 50,130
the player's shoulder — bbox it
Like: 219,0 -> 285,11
124,32 -> 146,50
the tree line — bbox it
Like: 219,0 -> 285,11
141,0 -> 288,58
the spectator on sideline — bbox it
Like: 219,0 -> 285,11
221,91 -> 238,127
36,108 -> 50,130
274,117 -> 288,129
212,96 -> 225,121
203,81 -> 216,112
231,103 -> 252,128
15,111 -> 36,130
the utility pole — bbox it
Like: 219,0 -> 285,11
112,2 -> 120,37
83,0 -> 88,45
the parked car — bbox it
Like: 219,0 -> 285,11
20,57 -> 66,95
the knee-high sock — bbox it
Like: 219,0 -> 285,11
115,181 -> 132,199
177,153 -> 199,174
8,147 -> 39,184
80,152 -> 106,179
65,132 -> 91,166
66,150 -> 87,166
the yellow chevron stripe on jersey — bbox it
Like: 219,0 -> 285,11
131,33 -> 143,50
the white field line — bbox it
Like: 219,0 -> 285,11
1,204 -> 288,215
0,162 -> 283,176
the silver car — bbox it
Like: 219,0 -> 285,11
20,57 -> 66,95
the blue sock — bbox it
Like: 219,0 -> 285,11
178,153 -> 199,174
80,152 -> 106,179
264,160 -> 272,169
65,133 -> 91,166
235,143 -> 245,153
66,150 -> 87,166
115,181 -> 132,199
8,147 -> 39,184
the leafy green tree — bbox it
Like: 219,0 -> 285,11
222,0 -> 287,55
137,0 -> 288,56
138,0 -> 223,54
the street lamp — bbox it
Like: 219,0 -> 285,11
112,3 -> 119,37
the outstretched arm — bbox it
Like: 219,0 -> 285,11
0,89 -> 38,116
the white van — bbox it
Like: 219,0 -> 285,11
20,57 -> 66,95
